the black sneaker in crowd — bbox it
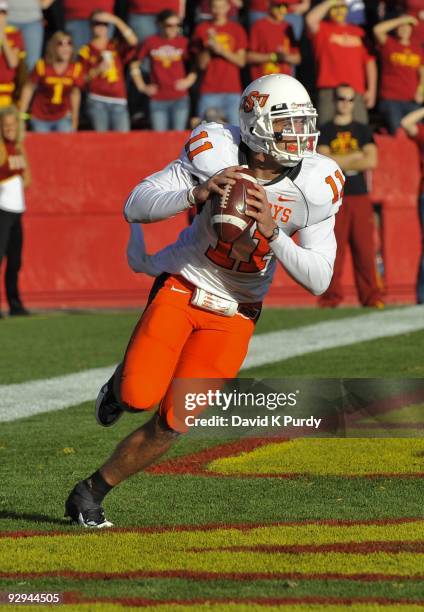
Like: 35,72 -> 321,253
95,375 -> 124,427
65,480 -> 113,529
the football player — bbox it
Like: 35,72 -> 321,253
65,73 -> 344,528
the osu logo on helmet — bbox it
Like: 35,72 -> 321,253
241,90 -> 270,113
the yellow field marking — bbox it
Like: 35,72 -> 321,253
207,439 -> 424,476
1,522 -> 423,576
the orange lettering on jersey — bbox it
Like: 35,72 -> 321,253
281,207 -> 292,223
271,204 -> 284,220
184,131 -> 213,161
325,170 -> 345,204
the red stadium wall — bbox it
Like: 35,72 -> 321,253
13,131 -> 422,309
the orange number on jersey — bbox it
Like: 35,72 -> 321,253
184,131 -> 213,161
205,239 -> 237,270
206,230 -> 271,273
52,82 -> 64,105
325,170 -> 345,204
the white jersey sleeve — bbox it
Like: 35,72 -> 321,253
124,122 -> 241,223
270,215 -> 336,296
270,152 -> 344,295
124,160 -> 193,223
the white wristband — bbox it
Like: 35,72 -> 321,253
187,186 -> 197,207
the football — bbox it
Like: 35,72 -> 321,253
210,168 -> 258,243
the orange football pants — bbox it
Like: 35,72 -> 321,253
119,274 -> 257,432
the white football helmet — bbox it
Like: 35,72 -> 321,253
239,74 -> 319,167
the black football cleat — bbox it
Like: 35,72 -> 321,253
95,375 -> 124,427
65,481 -> 113,529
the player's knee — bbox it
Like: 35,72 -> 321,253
120,380 -> 163,412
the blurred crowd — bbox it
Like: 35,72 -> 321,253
0,0 -> 421,133
1,0 -> 424,317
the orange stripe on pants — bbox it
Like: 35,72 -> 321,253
120,275 -> 257,432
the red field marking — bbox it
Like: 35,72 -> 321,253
57,595 -> 424,607
343,388 -> 424,423
187,541 -> 424,554
145,437 -> 424,478
146,437 -> 279,476
1,570 -> 423,583
0,517 -> 421,540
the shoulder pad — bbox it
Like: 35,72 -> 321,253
180,122 -> 241,182
294,153 -> 344,224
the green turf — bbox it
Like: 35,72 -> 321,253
0,577 -> 422,602
0,308 -> 371,384
245,330 -> 424,378
1,308 -> 423,608
0,404 -> 423,533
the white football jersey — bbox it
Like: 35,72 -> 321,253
125,123 -> 344,302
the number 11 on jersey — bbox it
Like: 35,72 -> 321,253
325,170 -> 345,204
206,229 -> 272,273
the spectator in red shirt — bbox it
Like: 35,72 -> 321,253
0,3 -> 25,109
191,0 -> 247,126
247,0 -> 300,82
194,0 -> 242,23
248,0 -> 310,41
374,14 -> 424,134
401,106 -> 424,303
64,1 -> 115,51
127,0 -> 181,46
306,0 -> 377,125
79,11 -> 138,132
130,10 -> 196,131
19,31 -> 84,132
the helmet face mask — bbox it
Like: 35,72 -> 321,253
239,75 -> 319,167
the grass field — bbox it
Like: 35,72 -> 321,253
0,307 -> 423,610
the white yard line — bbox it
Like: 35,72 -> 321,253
243,305 -> 424,369
0,306 -> 423,423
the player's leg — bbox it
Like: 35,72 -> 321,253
159,308 -> 257,432
350,195 -> 383,307
318,199 -> 350,307
98,308 -> 256,490
95,273 -> 170,427
95,283 -> 255,483
65,276 -> 194,526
